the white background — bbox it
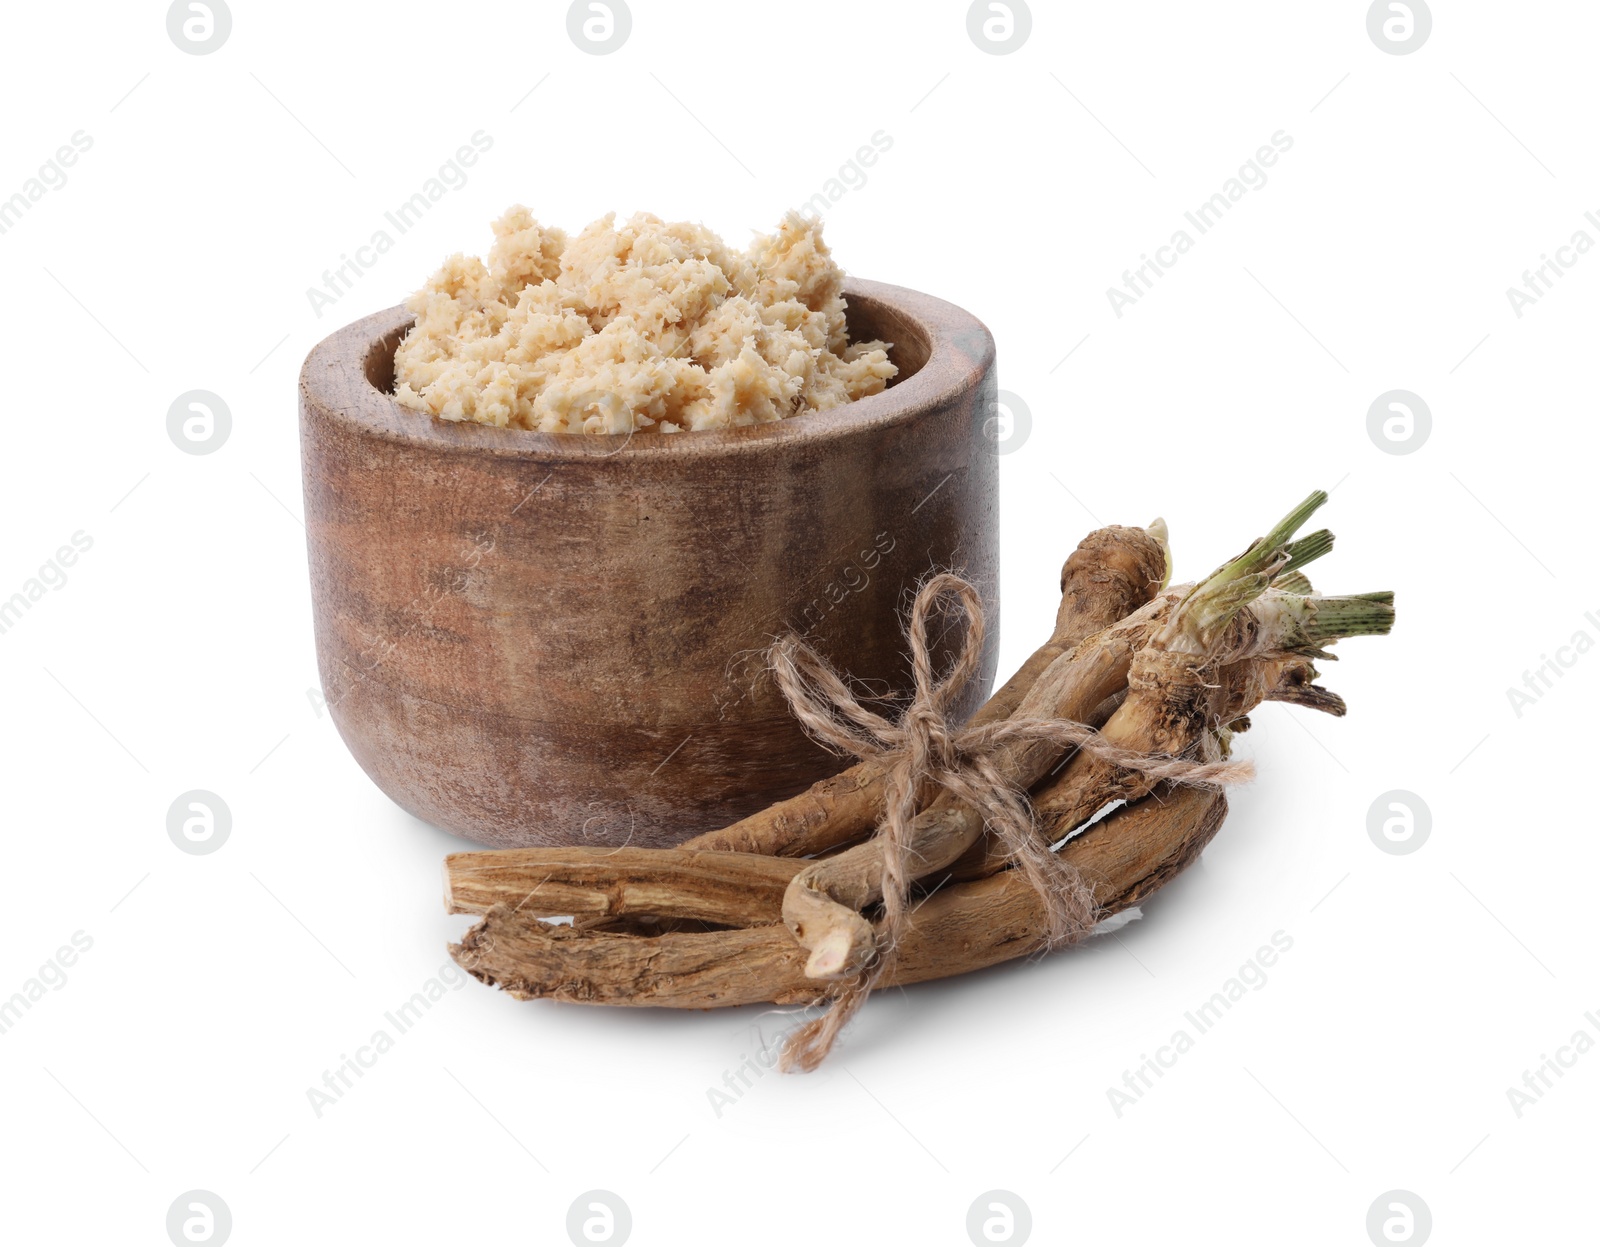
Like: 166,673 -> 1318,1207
1,1 -> 1595,1243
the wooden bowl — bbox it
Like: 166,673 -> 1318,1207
298,279 -> 999,848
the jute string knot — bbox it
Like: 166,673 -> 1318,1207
768,573 -> 1253,1068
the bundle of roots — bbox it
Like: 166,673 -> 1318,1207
443,491 -> 1394,1071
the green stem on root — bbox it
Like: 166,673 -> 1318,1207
1171,490 -> 1331,652
1279,529 -> 1334,577
1252,590 -> 1396,660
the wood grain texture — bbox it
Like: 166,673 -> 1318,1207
299,280 -> 1000,848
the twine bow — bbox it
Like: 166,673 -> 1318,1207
768,573 -> 1252,1067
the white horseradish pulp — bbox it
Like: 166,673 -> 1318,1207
392,209 -> 896,434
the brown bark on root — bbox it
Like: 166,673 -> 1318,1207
771,491 -> 1389,982
449,784 -> 1225,1009
778,597 -> 1174,978
442,492 -> 1395,1075
677,524 -> 1167,859
444,846 -> 801,927
948,655 -> 1335,883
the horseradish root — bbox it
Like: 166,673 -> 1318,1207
449,783 -> 1226,1008
444,493 -> 1395,1070
1030,493 -> 1392,843
681,522 -> 1169,859
443,846 -> 798,928
778,582 -> 1180,982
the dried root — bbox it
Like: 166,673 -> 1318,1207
678,523 -> 1169,858
443,492 -> 1394,1071
450,783 -> 1226,1008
